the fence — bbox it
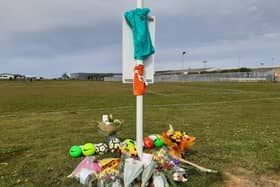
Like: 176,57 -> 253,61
154,71 -> 276,82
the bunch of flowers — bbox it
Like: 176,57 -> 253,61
97,114 -> 123,136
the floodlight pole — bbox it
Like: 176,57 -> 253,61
136,0 -> 144,159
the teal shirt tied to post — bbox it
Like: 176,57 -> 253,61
124,8 -> 155,60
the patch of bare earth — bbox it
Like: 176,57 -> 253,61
224,168 -> 280,187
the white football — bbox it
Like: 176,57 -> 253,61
109,137 -> 121,153
95,143 -> 108,155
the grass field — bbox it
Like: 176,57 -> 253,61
0,80 -> 279,187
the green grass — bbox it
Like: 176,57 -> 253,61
0,80 -> 279,186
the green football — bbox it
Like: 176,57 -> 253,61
123,139 -> 136,149
82,143 -> 96,156
69,145 -> 82,158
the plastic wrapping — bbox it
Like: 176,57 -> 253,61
123,158 -> 143,187
141,160 -> 156,187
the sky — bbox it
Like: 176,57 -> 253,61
0,0 -> 280,78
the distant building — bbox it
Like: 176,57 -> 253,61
0,73 -> 15,80
15,74 -> 26,80
155,68 -> 212,76
251,66 -> 280,72
0,73 -> 25,80
154,67 -> 280,82
70,73 -> 117,81
69,67 -> 280,82
104,74 -> 122,82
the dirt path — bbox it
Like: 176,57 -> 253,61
224,168 -> 280,187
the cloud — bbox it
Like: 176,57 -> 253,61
2,43 -> 122,77
156,32 -> 280,69
0,0 -> 280,77
0,0 -> 131,33
0,21 -> 121,58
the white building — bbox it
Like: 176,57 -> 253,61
0,73 -> 15,80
